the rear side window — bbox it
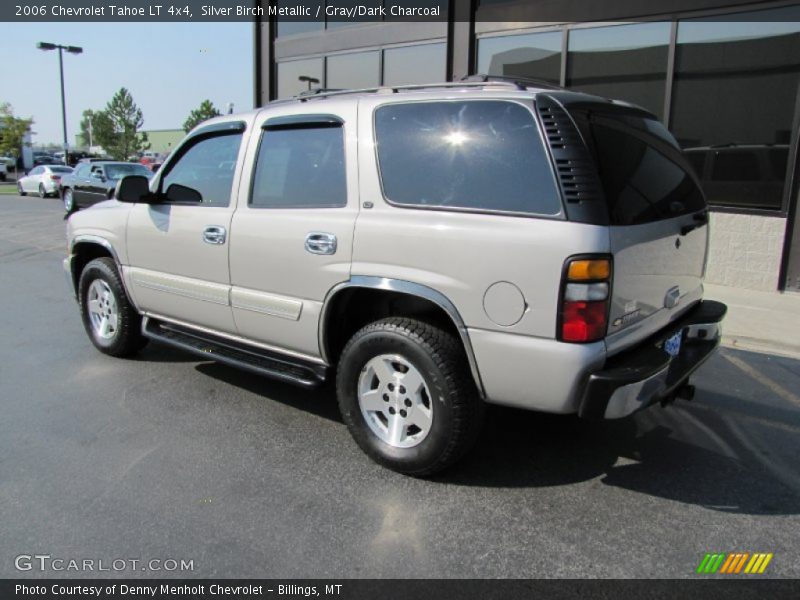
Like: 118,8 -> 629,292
582,115 -> 706,225
250,126 -> 346,209
374,101 -> 562,216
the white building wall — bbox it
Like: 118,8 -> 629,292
705,213 -> 787,291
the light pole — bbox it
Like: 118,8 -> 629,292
37,42 -> 82,164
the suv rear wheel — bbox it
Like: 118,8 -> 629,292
78,257 -> 147,357
336,317 -> 483,476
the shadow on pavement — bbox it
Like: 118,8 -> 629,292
150,343 -> 800,516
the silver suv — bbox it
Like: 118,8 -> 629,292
64,79 -> 726,476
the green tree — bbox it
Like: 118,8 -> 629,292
102,88 -> 150,160
0,103 -> 34,169
79,109 -> 114,150
183,99 -> 221,133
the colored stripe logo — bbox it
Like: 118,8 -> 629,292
696,552 -> 773,574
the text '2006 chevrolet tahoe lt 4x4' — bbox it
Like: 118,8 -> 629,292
65,77 -> 726,476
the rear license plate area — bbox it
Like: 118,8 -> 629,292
663,331 -> 683,358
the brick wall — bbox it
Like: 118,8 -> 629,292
705,212 -> 786,291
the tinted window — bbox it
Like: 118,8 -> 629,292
162,133 -> 242,206
50,166 -> 73,174
477,31 -> 562,86
327,51 -> 380,89
567,22 -> 670,119
711,152 -> 760,182
582,115 -> 706,225
672,7 -> 800,210
277,58 -> 324,98
30,167 -> 43,175
251,126 -> 346,209
382,43 -> 447,86
684,151 -> 706,178
75,165 -> 90,177
375,101 -> 561,215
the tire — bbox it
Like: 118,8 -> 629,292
17,183 -> 26,196
63,188 -> 76,214
78,257 -> 147,357
336,317 -> 483,476
38,183 -> 46,198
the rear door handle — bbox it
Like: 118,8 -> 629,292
202,225 -> 227,245
305,232 -> 337,255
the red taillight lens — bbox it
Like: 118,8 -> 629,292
561,300 -> 608,342
50,175 -> 60,180
559,255 -> 612,343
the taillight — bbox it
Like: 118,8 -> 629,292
559,256 -> 612,343
50,175 -> 60,181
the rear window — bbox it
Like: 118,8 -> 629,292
577,113 -> 706,225
374,100 -> 562,216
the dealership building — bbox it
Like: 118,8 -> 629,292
253,0 -> 800,293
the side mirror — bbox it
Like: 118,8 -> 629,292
165,183 -> 202,204
115,175 -> 152,203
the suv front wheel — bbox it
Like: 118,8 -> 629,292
336,317 -> 483,476
78,257 -> 147,357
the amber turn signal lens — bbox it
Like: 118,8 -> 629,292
567,259 -> 610,281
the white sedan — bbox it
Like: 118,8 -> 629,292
17,165 -> 74,198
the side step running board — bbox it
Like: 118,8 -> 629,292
142,317 -> 326,388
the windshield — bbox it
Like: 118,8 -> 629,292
105,164 -> 152,180
50,167 -> 73,174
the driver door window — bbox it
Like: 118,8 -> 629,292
161,133 -> 242,206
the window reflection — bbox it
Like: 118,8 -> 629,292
567,22 -> 670,119
327,51 -> 380,89
672,7 -> 800,210
277,58 -> 324,98
477,31 -> 562,85
383,43 -> 446,86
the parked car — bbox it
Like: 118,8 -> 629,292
0,162 -> 6,181
60,161 -> 153,213
32,153 -> 57,166
0,156 -> 15,170
17,164 -> 73,197
64,79 -> 726,476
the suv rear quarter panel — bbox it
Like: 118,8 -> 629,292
354,92 -> 610,411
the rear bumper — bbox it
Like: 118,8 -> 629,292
579,300 -> 727,419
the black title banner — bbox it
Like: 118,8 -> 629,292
6,1 -> 447,22
2,579 -> 799,600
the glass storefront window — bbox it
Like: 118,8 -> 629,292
672,6 -> 800,210
383,43 -> 446,86
276,1 -> 323,37
277,58 -> 324,98
477,31 -> 562,85
567,22 -> 671,119
327,51 -> 380,89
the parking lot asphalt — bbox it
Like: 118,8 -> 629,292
1,194 -> 799,579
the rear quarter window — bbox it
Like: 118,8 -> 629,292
374,100 -> 562,216
576,113 -> 706,225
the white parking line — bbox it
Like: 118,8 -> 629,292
723,353 -> 800,408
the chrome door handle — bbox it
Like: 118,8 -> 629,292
305,232 -> 337,255
202,225 -> 227,245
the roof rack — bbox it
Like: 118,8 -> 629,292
275,77 -> 546,103
460,74 -> 565,91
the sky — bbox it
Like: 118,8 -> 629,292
1,22 -> 253,146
